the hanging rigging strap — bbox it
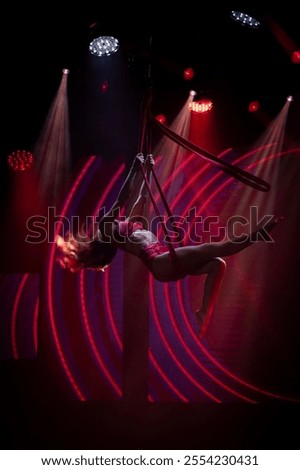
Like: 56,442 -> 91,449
138,161 -> 185,276
152,116 -> 271,192
137,93 -> 186,274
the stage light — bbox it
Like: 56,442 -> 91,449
287,96 -> 293,102
187,90 -> 197,105
62,68 -> 70,75
34,69 -> 71,205
291,50 -> 300,64
7,150 -> 34,171
89,36 -> 119,57
101,80 -> 109,93
189,99 -> 213,114
248,100 -> 260,112
155,114 -> 167,124
183,67 -> 195,80
231,11 -> 260,28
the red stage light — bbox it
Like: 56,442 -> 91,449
189,99 -> 213,114
101,80 -> 109,93
7,150 -> 34,171
183,67 -> 195,80
291,50 -> 300,64
155,114 -> 167,124
248,100 -> 260,112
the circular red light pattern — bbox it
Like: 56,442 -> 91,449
155,114 -> 167,124
183,67 -> 195,80
248,100 -> 260,113
291,50 -> 300,64
7,150 -> 34,171
189,99 -> 213,114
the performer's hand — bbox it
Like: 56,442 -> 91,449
145,154 -> 155,170
135,153 -> 145,165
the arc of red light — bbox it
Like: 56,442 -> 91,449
104,270 -> 123,349
192,146 -> 300,222
170,149 -> 231,214
94,164 -> 125,351
178,147 -> 300,401
187,147 -> 300,242
105,264 -> 184,402
151,150 -> 253,402
79,273 -> 122,397
84,162 -> 125,351
185,143 -> 287,222
151,145 -> 297,402
149,275 -> 221,402
100,164 -> 185,400
178,152 -> 283,389
67,149 -> 298,402
148,147 -> 266,401
148,153 -> 223,401
247,147 -> 300,169
149,350 -> 189,402
92,157 -> 188,400
160,154 -> 257,401
11,274 -> 29,359
76,164 -> 124,396
46,155 -> 212,400
154,149 -> 231,244
152,117 -> 271,191
168,145 -> 272,243
76,162 -> 161,401
33,298 -> 39,355
177,278 -> 300,402
149,154 -> 219,400
47,156 -> 97,400
163,281 -> 257,403
155,146 -> 299,401
72,160 -> 173,401
153,145 -> 274,239
176,144 -> 275,243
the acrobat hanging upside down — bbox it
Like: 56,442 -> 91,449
56,153 -> 282,337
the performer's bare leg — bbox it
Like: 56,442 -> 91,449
192,258 -> 226,337
151,217 -> 283,335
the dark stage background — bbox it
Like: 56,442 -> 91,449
1,4 -> 300,449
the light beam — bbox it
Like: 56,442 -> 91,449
34,69 -> 71,206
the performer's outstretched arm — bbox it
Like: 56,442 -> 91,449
98,153 -> 145,233
127,154 -> 154,219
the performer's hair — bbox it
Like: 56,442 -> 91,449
56,230 -> 117,272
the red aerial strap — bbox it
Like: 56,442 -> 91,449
138,162 -> 185,276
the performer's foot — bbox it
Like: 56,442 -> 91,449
253,215 -> 284,241
195,308 -> 209,338
264,215 -> 283,232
